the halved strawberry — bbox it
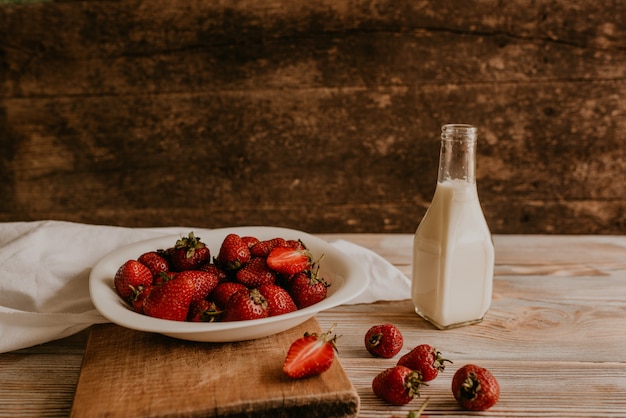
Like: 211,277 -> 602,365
282,324 -> 338,379
266,246 -> 311,275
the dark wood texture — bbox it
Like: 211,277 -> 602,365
1,0 -> 624,233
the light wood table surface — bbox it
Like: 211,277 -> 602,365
2,234 -> 626,417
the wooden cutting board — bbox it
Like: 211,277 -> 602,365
70,318 -> 359,418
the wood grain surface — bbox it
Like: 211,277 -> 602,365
1,234 -> 626,416
70,319 -> 358,418
1,1 -> 625,234
317,234 -> 626,417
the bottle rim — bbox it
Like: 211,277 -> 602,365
441,124 -> 477,141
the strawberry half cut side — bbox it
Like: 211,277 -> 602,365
282,323 -> 338,379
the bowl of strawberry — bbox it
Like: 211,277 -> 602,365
90,226 -> 368,342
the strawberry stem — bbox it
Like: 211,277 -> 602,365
433,349 -> 453,371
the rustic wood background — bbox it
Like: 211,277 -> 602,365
1,0 -> 624,234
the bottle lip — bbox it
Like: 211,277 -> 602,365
441,124 -> 477,141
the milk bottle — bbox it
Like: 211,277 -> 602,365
412,124 -> 494,330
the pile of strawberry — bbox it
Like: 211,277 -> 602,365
113,232 -> 329,322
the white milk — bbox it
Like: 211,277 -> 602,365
411,179 -> 494,329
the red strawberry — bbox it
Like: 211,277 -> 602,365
175,270 -> 218,303
235,257 -> 277,287
285,239 -> 306,250
258,284 -> 298,316
154,271 -> 177,286
397,344 -> 452,382
129,284 -> 153,314
372,365 -> 424,406
241,236 -> 260,248
222,288 -> 269,321
282,324 -> 338,379
199,263 -> 229,283
138,251 -> 170,279
216,233 -> 251,270
250,237 -> 287,257
451,364 -> 500,411
288,271 -> 329,309
211,281 -> 248,309
143,274 -> 196,321
114,260 -> 153,299
266,246 -> 311,275
364,323 -> 404,358
170,232 -> 211,271
188,299 -> 221,322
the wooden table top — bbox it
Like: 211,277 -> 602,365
2,234 -> 626,417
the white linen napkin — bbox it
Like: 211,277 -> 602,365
0,220 -> 410,353
330,239 -> 411,304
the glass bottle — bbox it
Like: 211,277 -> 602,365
411,124 -> 494,330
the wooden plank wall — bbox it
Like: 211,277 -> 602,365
1,0 -> 624,234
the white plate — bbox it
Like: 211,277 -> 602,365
90,226 -> 368,342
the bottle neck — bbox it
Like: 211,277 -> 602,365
438,124 -> 477,184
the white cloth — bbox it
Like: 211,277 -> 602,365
0,220 -> 410,353
331,239 -> 411,305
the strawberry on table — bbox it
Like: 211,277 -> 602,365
364,323 -> 404,359
397,344 -> 452,382
222,288 -> 269,321
258,284 -> 297,316
216,233 -> 251,271
236,257 -> 277,287
282,324 -> 338,379
143,273 -> 196,321
372,365 -> 424,406
266,246 -> 311,275
170,232 -> 211,271
451,364 -> 500,411
114,260 -> 153,299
